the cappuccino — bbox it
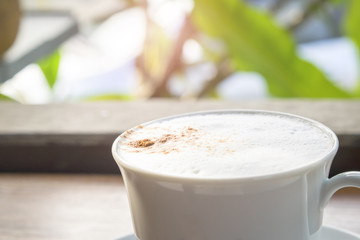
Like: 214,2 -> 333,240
115,111 -> 334,179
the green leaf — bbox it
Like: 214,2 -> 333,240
38,50 -> 61,89
0,93 -> 17,102
355,83 -> 360,95
344,0 -> 360,96
344,0 -> 360,53
192,0 -> 351,98
83,94 -> 134,101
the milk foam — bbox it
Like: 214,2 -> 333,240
116,112 -> 334,178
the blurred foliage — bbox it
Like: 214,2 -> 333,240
134,0 -> 360,99
0,93 -> 17,102
136,17 -> 173,97
0,45 -> 60,103
192,0 -> 350,98
84,94 -> 133,101
3,0 -> 359,102
141,21 -> 172,81
344,0 -> 360,96
38,50 -> 61,90
344,0 -> 360,50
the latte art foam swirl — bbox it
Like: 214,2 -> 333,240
116,112 -> 334,179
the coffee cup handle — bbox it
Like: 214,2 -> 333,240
321,171 -> 360,208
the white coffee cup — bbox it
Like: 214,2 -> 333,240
112,110 -> 360,240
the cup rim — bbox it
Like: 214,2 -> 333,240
112,109 -> 339,183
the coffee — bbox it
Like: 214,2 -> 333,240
116,111 -> 334,179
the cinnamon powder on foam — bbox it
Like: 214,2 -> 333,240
121,127 -> 201,154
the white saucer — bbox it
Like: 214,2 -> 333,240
318,226 -> 360,240
117,226 -> 360,240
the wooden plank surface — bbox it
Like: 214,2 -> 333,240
0,174 -> 132,240
0,100 -> 359,174
0,174 -> 359,240
1,100 -> 360,139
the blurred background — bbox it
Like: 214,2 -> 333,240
0,0 -> 359,103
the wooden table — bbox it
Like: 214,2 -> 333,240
0,174 -> 359,240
